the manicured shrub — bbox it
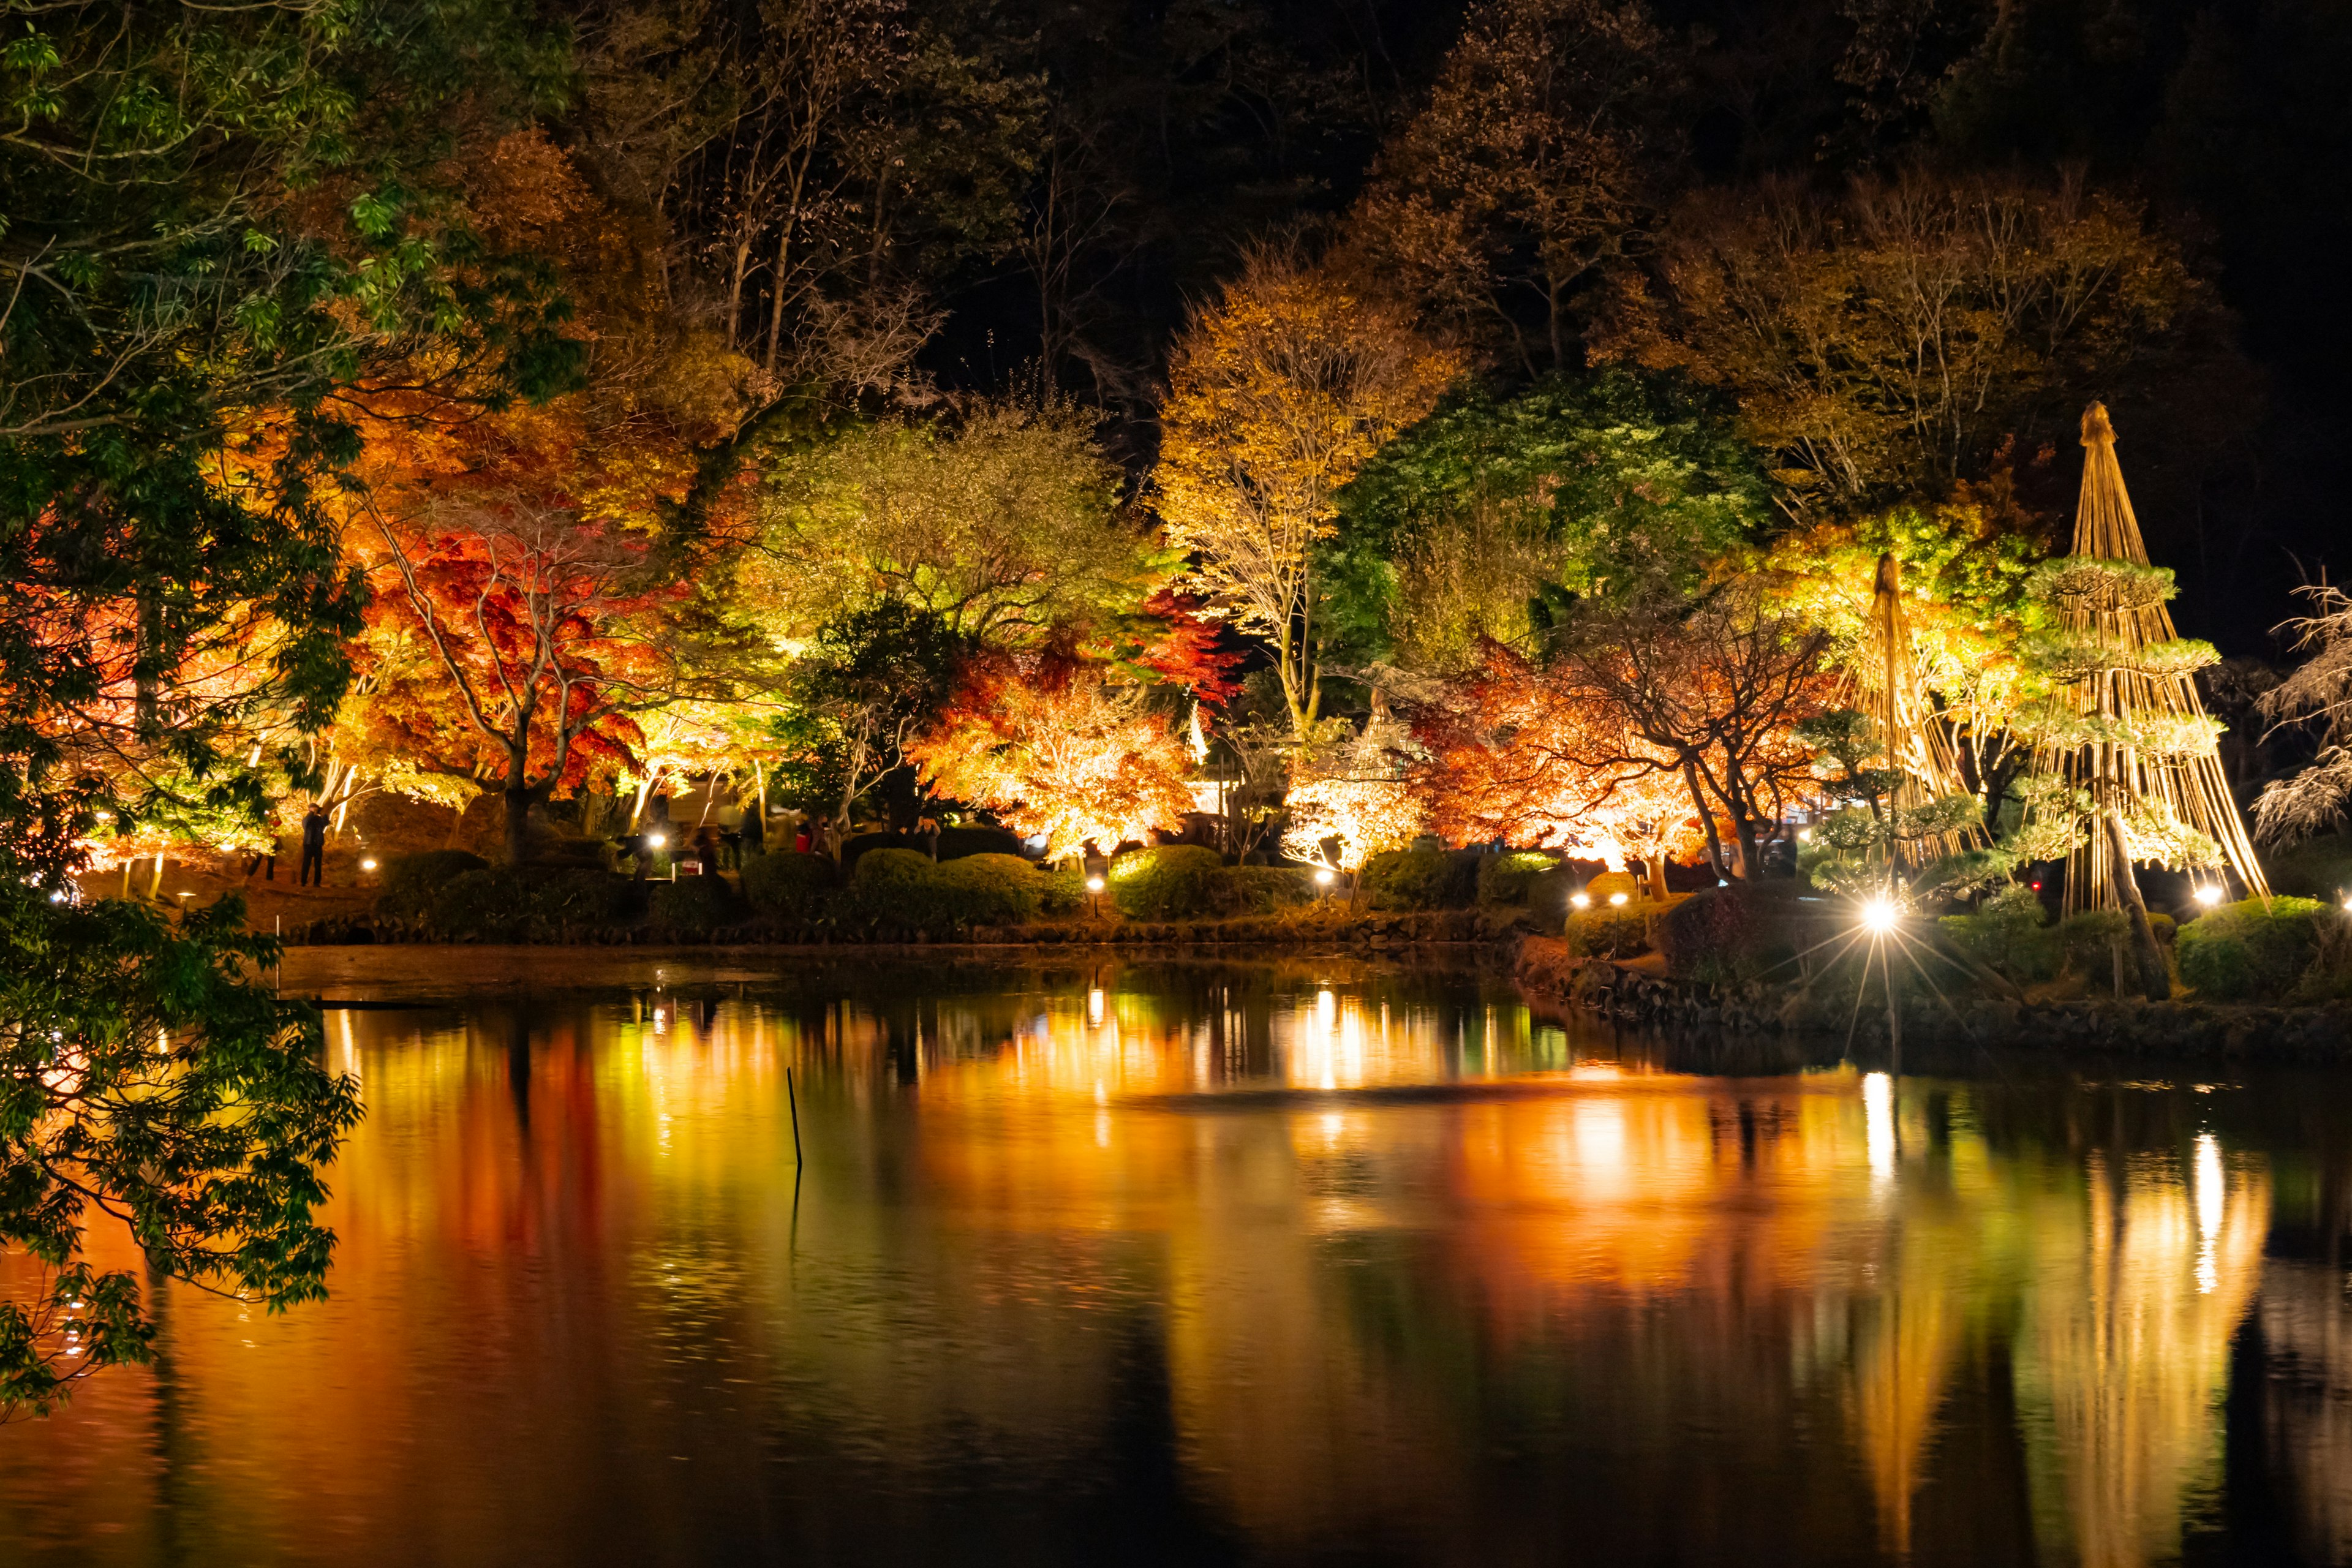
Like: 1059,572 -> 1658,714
1477,852 -> 1559,907
1938,883 -> 2059,984
1654,882 -> 1816,982
1564,902 -> 1656,959
426,867 -> 532,941
1359,847 -> 1482,911
530,868 -> 631,933
1041,863 -> 1088,914
937,825 -> 1023,861
1584,870 -> 1640,904
930,853 -> 1047,924
2177,896 -> 2329,1000
1108,845 -> 1225,918
379,850 -> 489,921
649,874 -> 745,931
1205,865 -> 1316,915
850,847 -> 941,919
741,850 -> 839,916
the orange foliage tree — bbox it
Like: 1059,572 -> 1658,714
908,655 -> 1195,864
1155,247 -> 1460,733
361,496 -> 679,864
1417,644 -> 1703,885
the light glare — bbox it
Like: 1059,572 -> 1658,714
1860,895 -> 1899,935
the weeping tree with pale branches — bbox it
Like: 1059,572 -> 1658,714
2253,582 -> 2352,846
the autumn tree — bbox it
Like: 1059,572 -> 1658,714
1347,0 -> 1674,374
750,398 -> 1161,646
1596,168 -> 2248,500
1415,643 -> 1698,886
908,655 -> 1194,864
1280,714 -> 1428,872
1156,248 -> 1460,734
364,498 -> 676,865
1548,575 -> 1834,879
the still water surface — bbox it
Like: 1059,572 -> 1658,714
1,951 -> 2348,1567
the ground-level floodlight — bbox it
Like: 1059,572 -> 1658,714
1860,895 -> 1900,936
2192,884 -> 2223,908
361,858 -> 379,872
646,832 -> 667,850
1570,892 -> 1591,910
1608,891 -> 1629,907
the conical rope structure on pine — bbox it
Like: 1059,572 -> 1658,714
2040,402 -> 2268,913
1866,550 -> 1982,869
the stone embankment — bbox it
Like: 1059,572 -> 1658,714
1512,936 -> 2352,1062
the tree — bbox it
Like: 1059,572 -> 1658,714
364,498 -> 674,865
1548,574 -> 1834,879
0,0 -> 565,1413
908,655 -> 1194,864
1347,0 -> 1674,374
769,600 -> 963,845
751,398 -> 1161,646
2253,583 -> 2352,845
1414,642 -> 1699,886
1281,714 -> 1428,872
1325,368 -> 1767,676
1596,168 -> 2247,501
1156,247 -> 1460,734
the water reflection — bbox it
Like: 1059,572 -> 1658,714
0,957 -> 2337,1566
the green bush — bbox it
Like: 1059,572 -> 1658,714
1564,902 -> 1657,959
1477,852 -> 1559,907
427,868 -> 532,941
2177,896 -> 2329,1001
1107,845 -> 1225,918
1359,847 -> 1482,911
530,868 -> 631,933
378,850 -> 489,920
648,874 -> 745,932
1041,863 -> 1088,914
1654,882 -> 1815,982
930,853 -> 1047,924
1205,865 -> 1316,915
2057,910 -> 2132,990
740,850 -> 838,916
937,825 -> 1023,861
1939,884 -> 2059,983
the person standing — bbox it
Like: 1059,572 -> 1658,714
916,813 -> 940,861
298,801 -> 330,887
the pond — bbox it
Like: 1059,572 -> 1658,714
0,950 -> 2343,1567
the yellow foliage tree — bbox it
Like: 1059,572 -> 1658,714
1155,249 -> 1461,733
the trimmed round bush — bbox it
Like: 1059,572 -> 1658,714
1564,902 -> 1656,959
1108,845 -> 1225,918
741,850 -> 839,916
379,850 -> 489,921
1041,863 -> 1088,914
1585,870 -> 1640,903
1205,865 -> 1316,915
1937,883 -> 2058,982
530,868 -> 631,933
649,874 -> 746,932
1654,882 -> 1816,982
937,825 -> 1023,861
930,853 -> 1046,924
1359,847 -> 1482,911
1477,852 -> 1559,907
2177,896 -> 2329,1000
427,867 -> 532,941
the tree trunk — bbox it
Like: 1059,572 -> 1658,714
1683,763 -> 1728,882
1645,851 -> 1668,897
2102,809 -> 2171,1003
504,788 -> 533,868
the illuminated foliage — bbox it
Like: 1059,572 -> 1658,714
1156,247 -> 1461,732
908,655 -> 1194,864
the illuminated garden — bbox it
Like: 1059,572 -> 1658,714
8,0 -> 2352,1562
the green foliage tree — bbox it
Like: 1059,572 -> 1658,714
1325,369 -> 1768,676
0,0 -> 570,1413
769,600 -> 964,845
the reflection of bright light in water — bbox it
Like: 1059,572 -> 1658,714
1087,989 -> 1105,1028
2195,1131 -> 2224,1294
1572,1099 -> 1626,1170
653,1006 -> 667,1035
1863,1072 -> 1894,1178
1317,989 -> 1336,1030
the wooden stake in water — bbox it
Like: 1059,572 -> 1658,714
786,1067 -> 801,1164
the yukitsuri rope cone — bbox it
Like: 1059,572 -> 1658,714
2045,402 -> 2269,914
1867,550 -> 1980,867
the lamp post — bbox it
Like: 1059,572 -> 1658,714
1313,865 -> 1334,903
1085,874 -> 1104,918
